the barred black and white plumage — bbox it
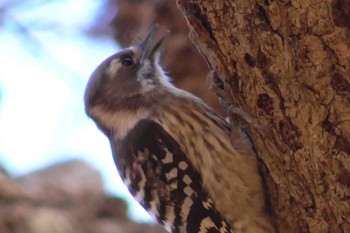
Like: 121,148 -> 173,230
113,119 -> 232,233
84,24 -> 275,233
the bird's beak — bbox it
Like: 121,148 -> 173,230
139,24 -> 167,62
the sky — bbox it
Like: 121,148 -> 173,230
0,0 -> 152,222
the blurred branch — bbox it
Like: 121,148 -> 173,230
0,1 -> 88,94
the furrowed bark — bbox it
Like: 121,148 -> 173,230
176,0 -> 350,232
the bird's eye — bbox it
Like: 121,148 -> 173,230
120,54 -> 134,67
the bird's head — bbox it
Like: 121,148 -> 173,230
84,24 -> 169,115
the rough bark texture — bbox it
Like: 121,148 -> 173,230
176,0 -> 350,233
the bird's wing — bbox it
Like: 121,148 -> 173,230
110,119 -> 232,233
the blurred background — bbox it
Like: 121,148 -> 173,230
0,0 -> 220,232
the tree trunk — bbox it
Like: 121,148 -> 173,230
176,0 -> 350,233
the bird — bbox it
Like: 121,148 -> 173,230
84,24 -> 275,233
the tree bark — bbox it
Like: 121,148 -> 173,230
176,0 -> 350,233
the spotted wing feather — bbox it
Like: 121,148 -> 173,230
111,119 -> 232,233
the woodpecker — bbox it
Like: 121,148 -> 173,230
84,24 -> 275,233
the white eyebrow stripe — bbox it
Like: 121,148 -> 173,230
106,59 -> 121,77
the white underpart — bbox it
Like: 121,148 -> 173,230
90,106 -> 150,139
137,59 -> 156,93
106,59 -> 121,77
137,54 -> 174,93
154,56 -> 172,84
